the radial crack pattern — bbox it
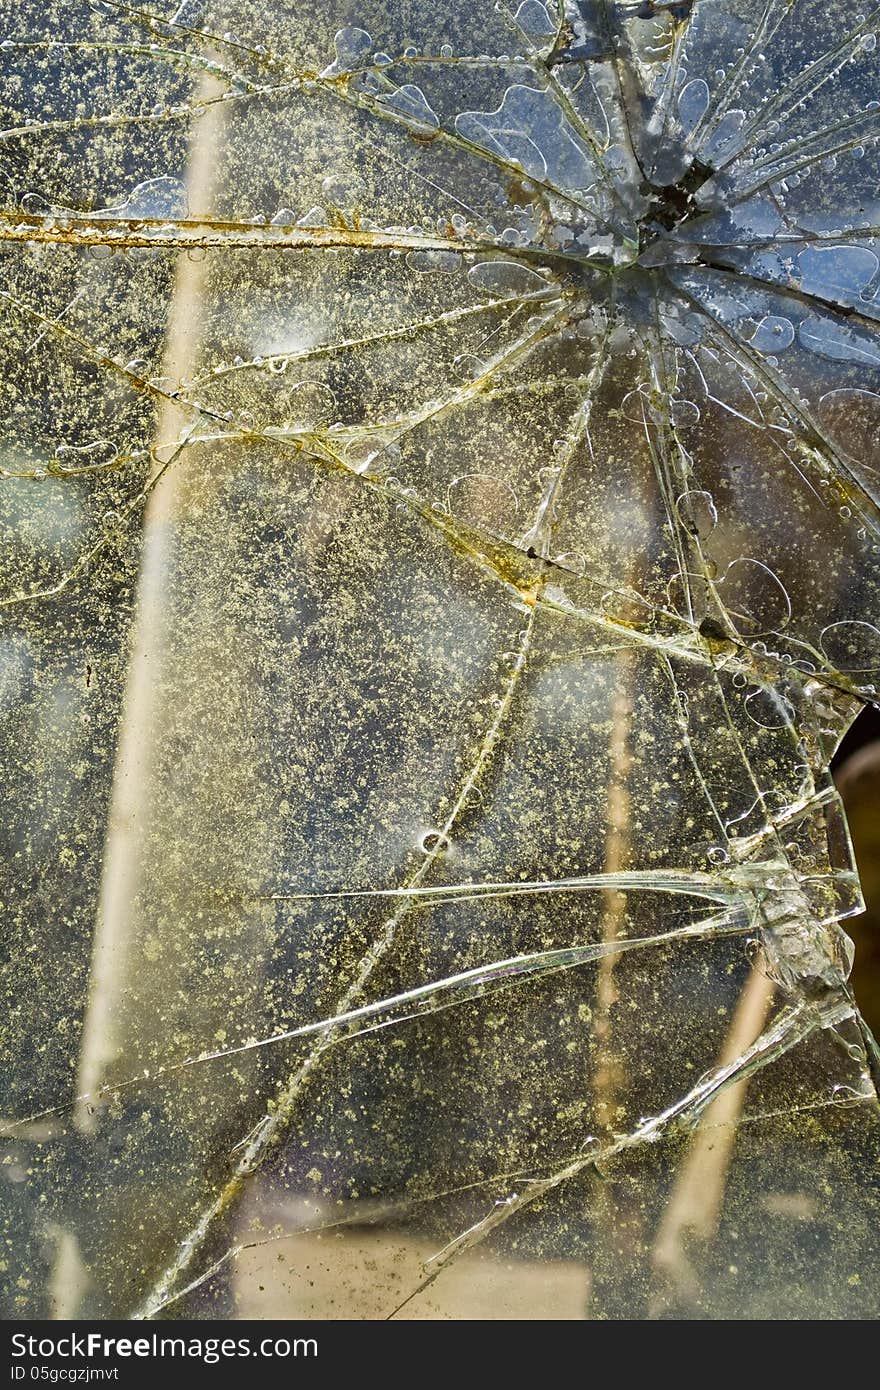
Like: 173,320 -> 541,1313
1,0 -> 879,1321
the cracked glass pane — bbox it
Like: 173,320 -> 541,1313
1,0 -> 880,1321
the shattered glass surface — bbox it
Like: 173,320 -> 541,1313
1,0 -> 880,1320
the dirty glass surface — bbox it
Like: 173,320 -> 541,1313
1,0 -> 880,1320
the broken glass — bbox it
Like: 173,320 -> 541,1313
1,0 -> 879,1320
